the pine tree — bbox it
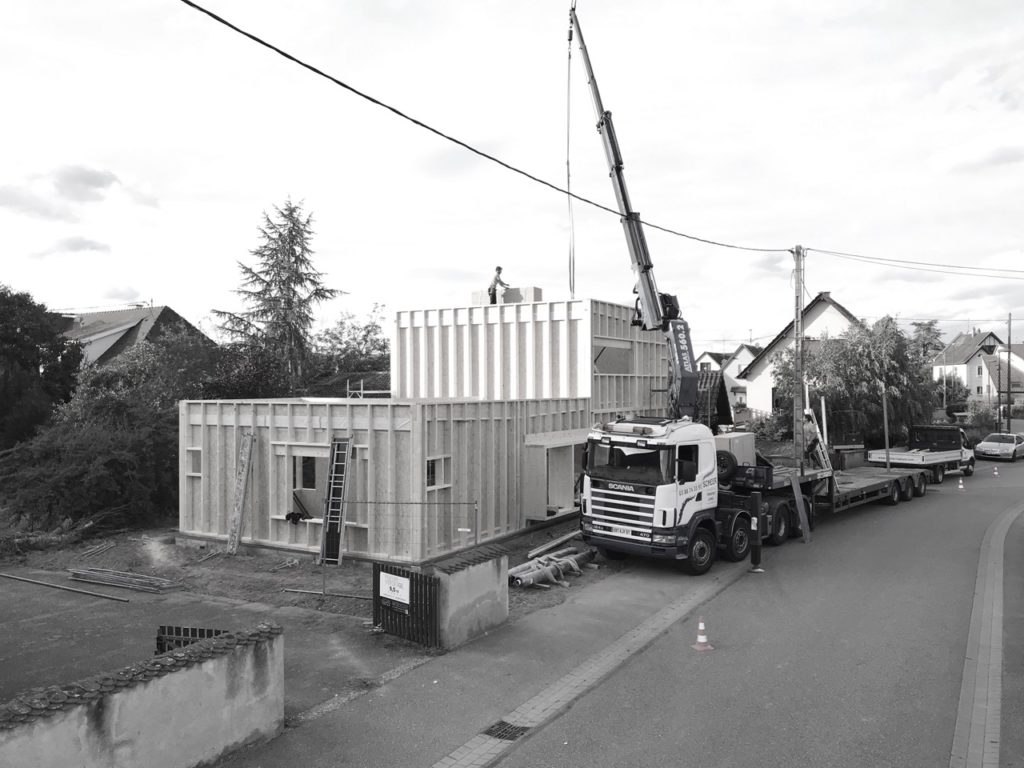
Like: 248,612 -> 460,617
214,199 -> 337,389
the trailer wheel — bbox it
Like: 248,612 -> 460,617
933,465 -> 945,484
912,474 -> 928,498
680,528 -> 716,575
723,516 -> 750,561
963,461 -> 975,476
716,450 -> 738,484
885,481 -> 901,506
768,500 -> 790,545
597,547 -> 627,561
899,478 -> 914,502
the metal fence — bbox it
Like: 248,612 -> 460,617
155,625 -> 226,654
372,563 -> 440,647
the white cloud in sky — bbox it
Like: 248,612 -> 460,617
1,0 -> 1021,346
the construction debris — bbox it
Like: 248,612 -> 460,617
67,567 -> 183,593
508,547 -> 596,589
81,541 -> 117,558
270,558 -> 300,572
0,571 -> 130,602
196,549 -> 224,563
526,529 -> 582,560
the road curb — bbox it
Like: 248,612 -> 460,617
949,501 -> 1024,768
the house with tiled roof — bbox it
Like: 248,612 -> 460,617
696,344 -> 762,413
935,331 -> 1024,407
931,330 -> 1003,404
737,292 -> 860,416
59,305 -> 212,365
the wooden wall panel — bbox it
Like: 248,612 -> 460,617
179,397 -> 589,563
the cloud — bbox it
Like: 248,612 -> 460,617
948,281 -> 1022,302
102,286 -> 140,301
953,146 -> 1024,173
0,185 -> 74,220
51,165 -> 120,202
31,236 -> 112,259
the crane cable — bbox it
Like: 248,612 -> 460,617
566,6 -> 577,299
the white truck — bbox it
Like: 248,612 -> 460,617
580,417 -> 830,574
866,424 -> 975,483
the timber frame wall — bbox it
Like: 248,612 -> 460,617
179,299 -> 669,562
179,398 -> 588,562
392,299 -> 668,420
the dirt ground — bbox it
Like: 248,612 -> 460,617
0,518 -> 624,627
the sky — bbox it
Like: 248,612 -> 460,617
3,0 -> 1023,351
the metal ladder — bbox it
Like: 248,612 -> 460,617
804,409 -> 833,473
319,437 -> 351,566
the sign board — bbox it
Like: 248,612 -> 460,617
379,571 -> 410,604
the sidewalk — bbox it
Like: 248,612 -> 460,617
216,558 -> 750,768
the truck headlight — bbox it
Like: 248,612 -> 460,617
581,519 -> 594,532
652,533 -> 676,544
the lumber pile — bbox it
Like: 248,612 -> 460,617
67,567 -> 183,593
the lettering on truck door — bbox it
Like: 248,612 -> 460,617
675,442 -> 717,519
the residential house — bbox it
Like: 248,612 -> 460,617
933,331 -> 1024,407
59,305 -> 211,365
737,292 -> 860,416
931,331 -> 1003,406
695,344 -> 762,414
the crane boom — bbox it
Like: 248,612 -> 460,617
569,8 -> 698,421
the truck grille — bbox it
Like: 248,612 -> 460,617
589,485 -> 655,541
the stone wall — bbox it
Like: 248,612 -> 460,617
0,622 -> 284,768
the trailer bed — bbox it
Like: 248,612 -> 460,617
820,465 -> 929,513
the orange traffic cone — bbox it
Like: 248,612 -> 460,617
958,476 -> 964,491
691,616 -> 714,651
994,465 -> 999,478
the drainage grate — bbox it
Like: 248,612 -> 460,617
482,720 -> 531,741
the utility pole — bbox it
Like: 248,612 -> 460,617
1009,312 -> 1013,433
793,245 -> 805,471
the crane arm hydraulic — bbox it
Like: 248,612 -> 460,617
569,7 -> 698,420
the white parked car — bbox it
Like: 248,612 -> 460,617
973,433 -> 1024,462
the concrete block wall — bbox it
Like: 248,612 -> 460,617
0,623 -> 284,768
431,552 -> 509,650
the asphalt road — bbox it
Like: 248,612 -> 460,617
499,460 -> 1024,768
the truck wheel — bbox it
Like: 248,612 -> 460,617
963,461 -> 975,476
680,528 -> 716,575
933,466 -> 945,484
885,481 -> 900,506
723,516 -> 750,561
597,547 -> 627,561
768,501 -> 789,545
912,474 -> 928,498
899,478 -> 914,501
716,450 -> 738,485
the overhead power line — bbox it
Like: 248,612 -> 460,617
808,248 -> 1024,281
179,1 -> 1021,280
177,0 -> 789,255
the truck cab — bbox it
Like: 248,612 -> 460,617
580,416 -> 750,574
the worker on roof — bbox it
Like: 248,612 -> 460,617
488,266 -> 509,305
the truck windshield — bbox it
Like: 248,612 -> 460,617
587,440 -> 674,485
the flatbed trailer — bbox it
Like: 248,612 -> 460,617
819,465 -> 931,513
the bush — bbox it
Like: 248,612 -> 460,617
0,411 -> 178,532
749,412 -> 791,442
